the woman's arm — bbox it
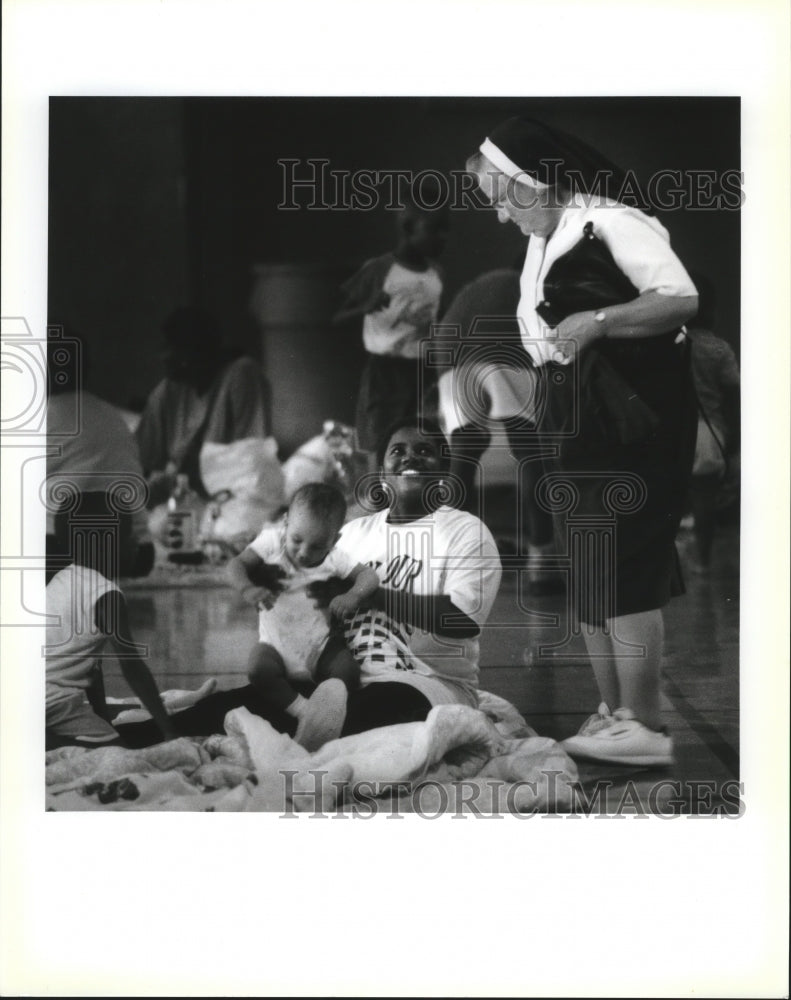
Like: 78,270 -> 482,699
327,563 -> 380,621
553,204 -> 700,355
369,587 -> 481,639
307,574 -> 479,637
556,292 -> 699,355
372,516 -> 501,639
592,290 -> 698,339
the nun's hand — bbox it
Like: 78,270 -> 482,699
554,311 -> 606,362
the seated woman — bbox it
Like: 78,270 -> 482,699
324,419 -> 503,736
135,306 -> 271,504
110,421 -> 503,750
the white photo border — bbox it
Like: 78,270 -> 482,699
1,0 -> 789,997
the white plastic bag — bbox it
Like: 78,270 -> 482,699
199,437 -> 285,544
281,420 -> 363,504
281,433 -> 336,501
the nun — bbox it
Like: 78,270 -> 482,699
468,117 -> 699,766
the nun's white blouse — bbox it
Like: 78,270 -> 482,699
518,194 -> 697,366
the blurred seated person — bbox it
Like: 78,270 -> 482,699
135,307 -> 271,505
46,491 -> 176,750
436,264 -> 557,588
685,272 -> 740,572
46,325 -> 154,582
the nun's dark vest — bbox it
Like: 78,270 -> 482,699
531,221 -> 697,623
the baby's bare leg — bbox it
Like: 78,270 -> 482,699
247,643 -> 302,712
315,632 -> 360,691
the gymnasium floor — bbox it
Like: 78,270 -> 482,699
115,489 -> 740,816
481,515 -> 740,815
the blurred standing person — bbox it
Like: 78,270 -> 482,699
436,262 -> 558,591
333,179 -> 450,469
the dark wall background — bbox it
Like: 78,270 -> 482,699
48,98 -> 191,411
48,97 -> 740,452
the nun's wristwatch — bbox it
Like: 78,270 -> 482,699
594,310 -> 607,336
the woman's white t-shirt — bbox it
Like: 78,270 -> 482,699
337,506 -> 502,707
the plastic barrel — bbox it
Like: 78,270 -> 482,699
250,263 -> 363,456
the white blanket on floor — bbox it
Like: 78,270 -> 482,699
45,691 -> 578,814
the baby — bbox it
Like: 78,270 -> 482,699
227,482 -> 378,750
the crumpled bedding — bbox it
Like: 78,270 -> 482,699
45,689 -> 579,814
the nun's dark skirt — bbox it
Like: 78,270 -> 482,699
538,333 -> 697,626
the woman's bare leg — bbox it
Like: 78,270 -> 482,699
581,624 -> 619,711
609,608 -> 664,731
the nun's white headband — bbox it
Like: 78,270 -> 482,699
479,138 -> 550,191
